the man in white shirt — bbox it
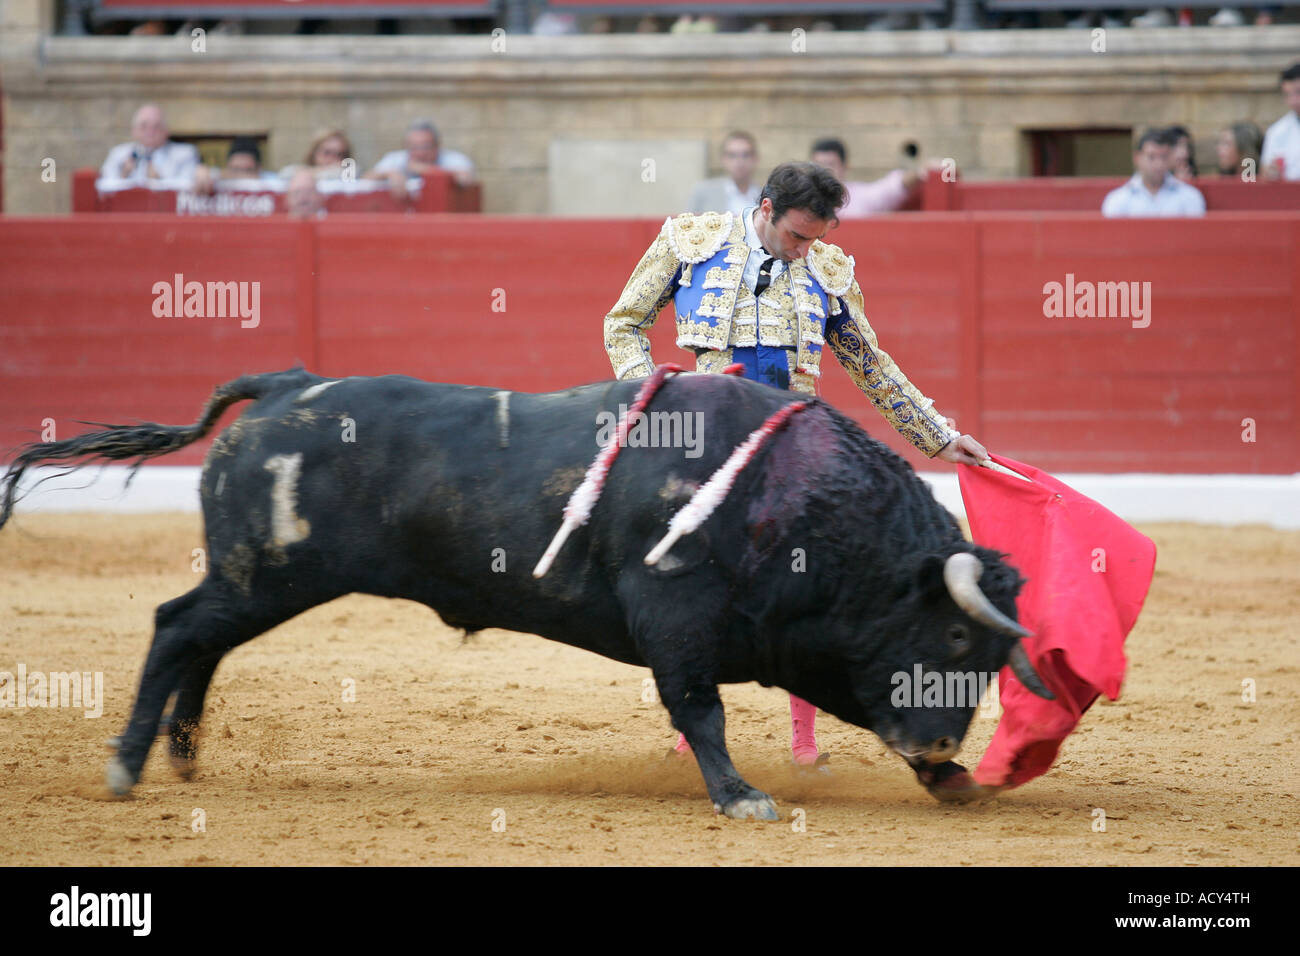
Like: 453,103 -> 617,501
687,131 -> 761,217
99,104 -> 199,184
364,119 -> 476,198
1101,128 -> 1206,218
1262,62 -> 1300,181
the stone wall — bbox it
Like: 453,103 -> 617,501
2,0 -> 1297,215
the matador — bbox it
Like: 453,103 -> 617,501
602,161 -> 991,766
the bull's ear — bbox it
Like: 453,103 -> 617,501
913,553 -> 948,595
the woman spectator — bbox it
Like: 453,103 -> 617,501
280,128 -> 354,181
1216,122 -> 1264,179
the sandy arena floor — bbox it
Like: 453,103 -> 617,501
1,513 -> 1296,866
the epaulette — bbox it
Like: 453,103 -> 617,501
663,211 -> 735,265
805,240 -> 856,297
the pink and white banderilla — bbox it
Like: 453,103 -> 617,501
532,363 -> 684,579
643,400 -> 810,566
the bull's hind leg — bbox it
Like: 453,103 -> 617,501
107,575 -> 323,796
164,650 -> 224,779
650,666 -> 780,821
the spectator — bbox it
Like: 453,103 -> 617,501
1167,125 -> 1198,181
1101,128 -> 1206,218
285,168 -> 326,219
364,119 -> 476,200
670,15 -> 719,32
1262,62 -> 1300,181
688,131 -> 759,216
281,128 -> 354,181
1216,122 -> 1264,178
1065,9 -> 1125,29
1208,7 -> 1246,25
808,137 -> 926,217
192,137 -> 277,194
99,104 -> 199,184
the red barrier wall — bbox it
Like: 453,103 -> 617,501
1,213 -> 1296,475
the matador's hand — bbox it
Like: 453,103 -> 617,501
936,434 -> 989,466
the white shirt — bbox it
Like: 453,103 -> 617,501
100,140 -> 199,184
1101,173 -> 1206,217
723,179 -> 760,218
1261,111 -> 1300,181
741,204 -> 786,294
370,147 -> 475,178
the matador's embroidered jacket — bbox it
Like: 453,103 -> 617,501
602,209 -> 959,458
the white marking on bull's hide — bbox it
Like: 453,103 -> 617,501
495,390 -> 511,448
296,380 -> 340,403
214,472 -> 226,497
263,453 -> 311,547
659,474 -> 698,501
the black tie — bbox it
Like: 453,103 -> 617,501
754,255 -> 776,297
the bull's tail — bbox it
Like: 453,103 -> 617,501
0,368 -> 316,530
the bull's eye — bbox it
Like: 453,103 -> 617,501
946,624 -> 970,650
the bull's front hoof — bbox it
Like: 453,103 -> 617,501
169,754 -> 197,780
715,793 -> 780,821
925,768 -> 1000,804
106,756 -> 137,797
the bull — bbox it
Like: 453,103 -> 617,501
0,367 -> 1052,820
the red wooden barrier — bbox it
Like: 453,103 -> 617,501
1,213 -> 1295,475
922,175 -> 1300,212
72,168 -> 482,215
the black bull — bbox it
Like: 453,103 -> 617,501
0,368 -> 1052,820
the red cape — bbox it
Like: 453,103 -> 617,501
957,453 -> 1157,789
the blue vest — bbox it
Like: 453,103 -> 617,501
671,242 -> 831,381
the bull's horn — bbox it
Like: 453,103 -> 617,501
943,552 -> 1030,639
942,553 -> 1054,701
1008,642 -> 1055,701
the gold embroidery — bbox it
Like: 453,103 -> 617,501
757,294 -> 798,348
694,348 -> 736,376
789,369 -> 818,395
676,314 -> 729,351
603,223 -> 680,380
696,290 -> 737,321
701,263 -> 743,290
665,211 -> 735,264
806,240 -> 855,297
